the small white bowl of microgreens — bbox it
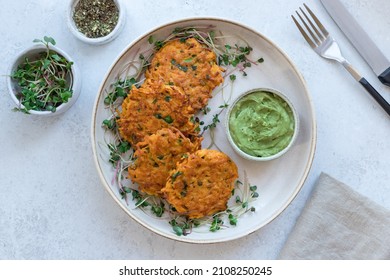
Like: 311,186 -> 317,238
7,36 -> 81,116
68,0 -> 125,45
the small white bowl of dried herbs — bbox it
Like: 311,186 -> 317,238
7,36 -> 81,116
68,0 -> 125,45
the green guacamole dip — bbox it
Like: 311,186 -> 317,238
228,90 -> 295,157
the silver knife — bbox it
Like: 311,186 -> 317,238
320,0 -> 390,86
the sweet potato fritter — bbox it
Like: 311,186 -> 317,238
117,81 -> 198,146
128,128 -> 202,196
161,149 -> 238,219
146,38 -> 224,111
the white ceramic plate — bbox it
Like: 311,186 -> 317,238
91,17 -> 316,243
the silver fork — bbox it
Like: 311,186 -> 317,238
292,4 -> 390,116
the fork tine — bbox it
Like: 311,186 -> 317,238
300,7 -> 325,41
291,15 -> 317,49
303,3 -> 329,37
295,11 -> 320,46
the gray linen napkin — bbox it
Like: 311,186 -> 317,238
279,173 -> 390,259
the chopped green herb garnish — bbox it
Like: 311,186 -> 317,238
171,171 -> 183,182
171,59 -> 188,72
183,57 -> 194,63
163,115 -> 173,124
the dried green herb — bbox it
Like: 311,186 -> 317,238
73,0 -> 119,38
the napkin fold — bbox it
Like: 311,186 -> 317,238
279,173 -> 390,260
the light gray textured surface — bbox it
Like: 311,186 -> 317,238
0,0 -> 389,259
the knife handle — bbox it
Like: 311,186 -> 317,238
378,67 -> 390,86
359,77 -> 390,116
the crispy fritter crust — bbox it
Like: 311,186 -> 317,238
129,128 -> 202,196
145,38 -> 224,110
161,149 -> 238,219
117,81 -> 198,146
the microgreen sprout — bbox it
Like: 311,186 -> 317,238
201,101 -> 230,151
228,213 -> 238,226
210,214 -> 224,232
119,186 -> 132,200
107,140 -> 131,167
202,113 -> 221,132
151,202 -> 165,217
104,77 -> 137,106
129,189 -> 166,218
169,218 -> 193,236
102,117 -> 117,130
230,173 -> 259,216
11,36 -> 74,113
201,106 -> 211,115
